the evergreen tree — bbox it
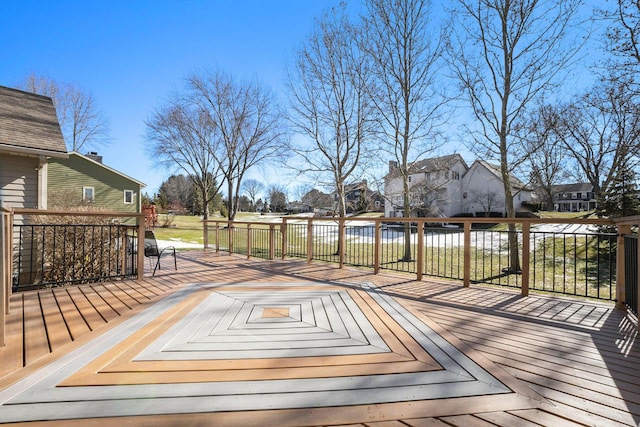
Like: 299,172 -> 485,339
599,165 -> 640,217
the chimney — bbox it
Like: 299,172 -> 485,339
389,160 -> 398,173
86,151 -> 103,163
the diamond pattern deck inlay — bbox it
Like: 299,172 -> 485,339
0,282 -> 540,423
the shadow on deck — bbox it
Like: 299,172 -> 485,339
0,251 -> 636,426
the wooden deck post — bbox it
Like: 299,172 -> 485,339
215,223 -> 220,253
269,224 -> 276,260
416,220 -> 424,281
228,221 -> 234,254
374,220 -> 381,274
203,220 -> 209,250
521,222 -> 530,297
281,219 -> 287,260
307,219 -> 313,264
247,224 -> 252,259
616,224 -> 631,310
463,221 -> 471,287
338,218 -> 345,269
137,215 -> 145,280
0,208 -> 7,346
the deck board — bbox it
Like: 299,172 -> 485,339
79,286 -> 119,323
51,288 -> 90,340
0,252 -> 636,426
39,291 -> 72,353
64,287 -> 103,331
22,292 -> 49,365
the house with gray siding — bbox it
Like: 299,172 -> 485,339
0,85 -> 68,209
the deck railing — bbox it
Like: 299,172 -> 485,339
203,216 -> 639,313
0,208 -> 146,345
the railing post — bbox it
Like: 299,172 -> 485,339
203,220 -> 209,250
416,220 -> 424,281
374,219 -> 381,274
228,221 -> 234,254
636,221 -> 640,329
307,219 -> 313,264
521,221 -> 530,297
136,215 -> 145,280
269,224 -> 276,260
281,218 -> 287,260
339,218 -> 345,269
463,221 -> 471,287
0,208 -> 8,346
616,224 -> 631,309
215,223 -> 220,253
247,223 -> 252,259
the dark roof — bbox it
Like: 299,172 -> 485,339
0,85 -> 67,157
551,183 -> 593,193
386,153 -> 467,178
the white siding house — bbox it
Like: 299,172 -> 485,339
384,154 -> 468,217
461,160 -> 533,216
384,156 -> 534,218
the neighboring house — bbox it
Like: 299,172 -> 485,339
0,85 -> 68,209
461,160 -> 533,216
342,180 -> 384,214
551,183 -> 597,212
384,154 -> 534,217
47,151 -> 145,213
384,154 -> 468,217
286,202 -> 313,214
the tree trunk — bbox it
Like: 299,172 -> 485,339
335,182 -> 347,256
402,172 -> 413,262
227,180 -> 235,221
201,185 -> 210,220
501,147 -> 520,273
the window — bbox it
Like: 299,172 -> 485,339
124,190 -> 134,204
83,187 -> 94,202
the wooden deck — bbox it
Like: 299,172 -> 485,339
0,251 -> 637,426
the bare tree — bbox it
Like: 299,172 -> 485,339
472,190 -> 503,217
520,103 -> 570,210
188,69 -> 287,221
19,73 -> 110,152
360,0 -> 447,261
65,83 -> 110,151
447,0 -> 585,271
601,0 -> 640,81
267,185 -> 288,212
287,5 -> 373,218
145,97 -> 222,219
242,179 -> 264,211
552,79 -> 640,209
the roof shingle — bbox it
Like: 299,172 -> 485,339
0,85 -> 67,156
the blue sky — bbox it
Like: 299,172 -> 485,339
0,0 -> 342,196
1,0 -> 605,201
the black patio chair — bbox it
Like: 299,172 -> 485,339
144,230 -> 177,276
